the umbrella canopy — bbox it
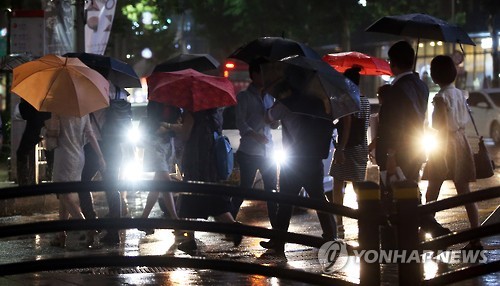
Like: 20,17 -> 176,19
11,54 -> 110,117
261,55 -> 360,121
153,53 -> 220,73
365,13 -> 475,46
228,37 -> 321,64
322,51 -> 392,76
0,53 -> 36,71
64,52 -> 141,88
147,69 -> 236,112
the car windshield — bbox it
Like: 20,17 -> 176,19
488,91 -> 500,108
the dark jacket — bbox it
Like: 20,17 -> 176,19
375,73 -> 429,171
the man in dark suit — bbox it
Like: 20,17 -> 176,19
375,41 -> 429,183
375,41 -> 449,237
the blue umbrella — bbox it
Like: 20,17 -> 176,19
63,52 -> 141,88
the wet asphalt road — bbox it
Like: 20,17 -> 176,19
0,140 -> 498,285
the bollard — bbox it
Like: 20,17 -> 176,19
380,179 -> 398,251
354,181 -> 381,286
392,180 -> 421,286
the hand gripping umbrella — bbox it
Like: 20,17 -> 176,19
228,37 -> 321,64
322,51 -> 392,76
261,55 -> 360,121
147,69 -> 237,112
11,54 -> 109,117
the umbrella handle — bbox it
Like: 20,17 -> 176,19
413,37 -> 420,72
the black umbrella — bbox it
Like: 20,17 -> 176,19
366,13 -> 475,46
260,55 -> 360,121
63,52 -> 141,88
366,13 -> 475,70
153,53 -> 220,73
228,37 -> 321,64
0,53 -> 36,71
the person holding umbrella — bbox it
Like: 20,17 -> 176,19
259,72 -> 337,255
44,112 -> 106,248
147,68 -> 240,252
374,41 -> 450,237
232,58 -> 278,227
138,100 -> 182,235
424,55 -> 480,249
164,108 -> 242,251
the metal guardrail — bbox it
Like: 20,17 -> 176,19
392,181 -> 500,286
2,179 -> 496,285
0,180 -> 367,286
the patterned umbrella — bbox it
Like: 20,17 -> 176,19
147,69 -> 236,112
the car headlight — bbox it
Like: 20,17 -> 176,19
273,148 -> 288,165
127,125 -> 142,144
422,131 -> 439,155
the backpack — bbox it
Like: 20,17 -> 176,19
101,91 -> 132,141
213,131 -> 234,181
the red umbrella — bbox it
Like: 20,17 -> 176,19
322,51 -> 392,76
147,69 -> 237,112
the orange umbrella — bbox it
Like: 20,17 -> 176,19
147,69 -> 236,112
322,51 -> 392,76
11,54 -> 109,117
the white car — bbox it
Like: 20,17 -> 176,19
467,89 -> 500,144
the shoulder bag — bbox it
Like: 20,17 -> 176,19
467,104 -> 495,179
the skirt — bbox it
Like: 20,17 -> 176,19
422,130 -> 475,182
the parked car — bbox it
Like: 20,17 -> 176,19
467,88 -> 500,144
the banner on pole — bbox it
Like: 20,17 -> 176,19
85,0 -> 116,55
44,1 -> 75,55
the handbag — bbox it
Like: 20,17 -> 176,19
468,105 -> 495,179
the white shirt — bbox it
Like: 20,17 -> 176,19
434,84 -> 469,131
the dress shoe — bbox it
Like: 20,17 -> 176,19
260,240 -> 284,253
178,239 -> 197,253
420,217 -> 452,237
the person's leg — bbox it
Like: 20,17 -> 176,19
304,159 -> 336,240
259,156 -> 278,227
232,151 -> 258,219
332,179 -> 345,226
425,180 -> 444,204
80,143 -> 99,219
260,159 -> 303,252
100,141 -> 123,243
155,171 -> 178,220
58,193 -> 85,219
455,181 -> 479,228
214,211 -> 242,246
421,179 -> 450,236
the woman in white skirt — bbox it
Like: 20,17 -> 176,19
424,55 -> 479,250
